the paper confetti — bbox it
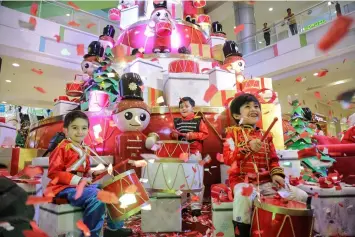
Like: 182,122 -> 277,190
30,3 -> 38,16
216,153 -> 224,163
191,195 -> 200,202
26,196 -> 52,205
179,152 -> 189,162
31,68 -> 43,75
314,91 -> 321,99
77,44 -> 85,56
125,185 -> 138,194
68,21 -> 80,27
23,230 -> 49,237
86,23 -> 96,29
318,16 -> 353,51
175,190 -> 183,196
76,220 -> 90,237
54,34 -> 61,42
179,184 -> 186,189
29,16 -> 37,27
241,184 -> 253,197
75,179 -> 87,200
156,96 -> 165,104
234,24 -> 245,35
203,84 -> 218,103
317,69 -> 328,77
216,232 -> 224,237
97,190 -> 119,204
34,86 -> 46,94
68,1 -> 80,11
0,222 -> 14,231
295,76 -> 306,82
192,166 -> 197,173
61,48 -> 71,56
107,163 -> 113,176
235,226 -> 240,235
29,221 -> 48,237
139,178 -> 148,183
23,166 -> 43,178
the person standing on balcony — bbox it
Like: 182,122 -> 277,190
285,8 -> 298,35
263,23 -> 271,46
335,1 -> 342,16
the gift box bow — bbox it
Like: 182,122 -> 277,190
54,96 -> 80,103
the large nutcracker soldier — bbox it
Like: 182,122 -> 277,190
148,0 -> 176,53
112,73 -> 159,177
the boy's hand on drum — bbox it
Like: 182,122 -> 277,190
249,139 -> 262,152
171,130 -> 179,139
272,175 -> 285,189
133,160 -> 148,167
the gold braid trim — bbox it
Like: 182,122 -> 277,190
270,167 -> 285,178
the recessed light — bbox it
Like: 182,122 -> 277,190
313,73 -> 318,76
5,80 -> 11,83
259,41 -> 262,44
12,63 -> 20,67
328,1 -> 332,6
66,13 -> 70,16
1,101 -> 7,104
269,7 -> 273,11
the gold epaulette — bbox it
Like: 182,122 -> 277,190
225,126 -> 242,133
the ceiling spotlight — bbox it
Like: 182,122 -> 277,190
328,1 -> 332,5
12,63 -> 20,67
66,13 -> 71,16
313,73 -> 318,76
269,8 -> 273,11
259,41 -> 262,44
5,80 -> 11,83
1,101 -> 7,104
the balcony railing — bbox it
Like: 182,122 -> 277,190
238,1 -> 355,55
1,0 -> 120,36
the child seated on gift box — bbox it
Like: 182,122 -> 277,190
45,111 -> 133,237
171,97 -> 209,216
171,97 -> 209,158
221,93 -> 308,237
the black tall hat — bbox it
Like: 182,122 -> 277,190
119,73 -> 144,101
223,40 -> 242,58
153,0 -> 167,9
84,41 -> 104,59
302,107 -> 313,121
100,25 -> 115,38
212,21 -> 225,35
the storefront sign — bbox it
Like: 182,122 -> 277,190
303,19 -> 326,31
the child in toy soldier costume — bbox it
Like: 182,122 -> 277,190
171,97 -> 209,216
221,93 -> 308,237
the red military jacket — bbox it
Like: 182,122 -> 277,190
45,139 -> 91,196
115,131 -> 150,177
341,126 -> 355,144
223,125 -> 284,190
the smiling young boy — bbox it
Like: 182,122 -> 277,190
221,93 -> 307,237
45,111 -> 132,237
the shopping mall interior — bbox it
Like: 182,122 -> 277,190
0,1 -> 355,237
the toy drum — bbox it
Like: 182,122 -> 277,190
156,21 -> 172,37
155,140 -> 190,159
168,60 -> 200,74
66,82 -> 83,97
251,197 -> 314,237
102,169 -> 149,221
88,90 -> 110,112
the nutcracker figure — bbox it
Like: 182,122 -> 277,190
222,40 -> 246,87
147,0 -> 176,53
81,41 -> 103,77
108,0 -> 136,21
112,72 -> 159,177
99,25 -> 116,55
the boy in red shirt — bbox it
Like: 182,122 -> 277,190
342,113 -> 355,144
171,97 -> 209,216
45,111 -> 136,237
221,94 -> 307,237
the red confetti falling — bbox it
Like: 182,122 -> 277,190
179,152 -> 189,162
203,84 -> 218,103
76,220 -> 90,237
23,230 -> 48,237
253,230 -> 264,235
77,44 -> 85,56
314,192 -> 319,198
343,58 -> 347,63
30,3 -> 38,16
54,34 -> 61,43
68,1 -> 80,11
216,232 -> 224,237
335,185 -> 342,191
241,184 -> 253,197
192,166 -> 197,173
339,202 -> 344,207
26,196 -> 52,205
75,179 -> 87,200
139,85 -> 145,91
34,86 -> 46,94
68,21 -> 80,27
234,24 -> 245,35
318,16 -> 353,51
247,1 -> 256,5
191,195 -> 200,202
125,185 -> 138,194
295,76 -> 304,82
97,190 -> 119,204
29,221 -> 48,237
216,153 -> 224,163
86,23 -> 96,29
314,91 -> 321,99
179,184 -> 185,189
235,226 -> 240,235
29,16 -> 37,27
317,69 -> 328,77
31,68 -> 43,75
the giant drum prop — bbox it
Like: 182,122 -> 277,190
155,140 -> 190,159
66,82 -> 83,97
251,197 -> 314,237
102,170 -> 149,221
141,160 -> 204,193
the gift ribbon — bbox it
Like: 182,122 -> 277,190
54,96 -> 80,103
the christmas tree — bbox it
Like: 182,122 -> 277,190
285,98 -> 335,181
81,46 -> 119,111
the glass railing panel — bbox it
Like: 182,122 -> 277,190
71,10 -> 102,35
38,1 -> 73,26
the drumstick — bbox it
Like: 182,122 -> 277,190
261,117 -> 278,141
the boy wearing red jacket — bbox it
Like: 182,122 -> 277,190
221,94 -> 307,237
45,111 -> 133,237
